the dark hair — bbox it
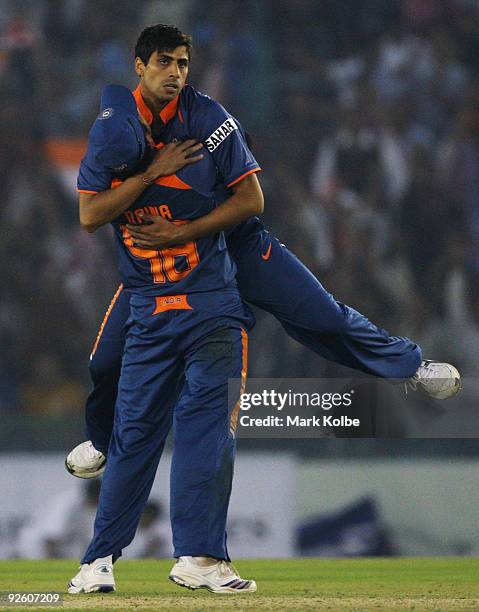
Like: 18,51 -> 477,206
135,24 -> 193,65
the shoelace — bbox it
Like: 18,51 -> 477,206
406,361 -> 442,394
406,360 -> 434,390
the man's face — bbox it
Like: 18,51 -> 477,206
135,46 -> 189,104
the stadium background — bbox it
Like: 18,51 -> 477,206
1,0 -> 479,559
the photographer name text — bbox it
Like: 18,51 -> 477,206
239,415 -> 360,428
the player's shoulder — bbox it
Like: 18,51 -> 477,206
181,84 -> 221,108
79,147 -> 109,177
77,149 -> 114,192
181,84 -> 228,120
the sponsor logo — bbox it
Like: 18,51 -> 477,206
261,242 -> 272,261
153,294 -> 192,314
99,108 -> 114,120
205,118 -> 238,152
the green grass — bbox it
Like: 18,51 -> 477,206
0,558 -> 478,611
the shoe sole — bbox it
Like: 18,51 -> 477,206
449,365 -> 461,398
68,583 -> 115,594
169,574 -> 256,594
64,456 -> 106,479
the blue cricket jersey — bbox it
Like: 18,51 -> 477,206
78,84 -> 260,298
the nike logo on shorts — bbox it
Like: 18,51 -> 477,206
261,242 -> 272,261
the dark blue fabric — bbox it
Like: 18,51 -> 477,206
85,219 -> 421,451
80,85 -> 146,178
78,84 -> 260,298
228,218 -> 422,378
86,286 -> 129,454
82,294 -> 249,563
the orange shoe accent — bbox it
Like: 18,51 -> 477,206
230,329 -> 248,436
90,284 -> 123,358
261,242 -> 272,261
153,294 -> 193,314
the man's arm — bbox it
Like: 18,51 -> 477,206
79,140 -> 203,233
80,176 -> 150,233
126,172 -> 264,249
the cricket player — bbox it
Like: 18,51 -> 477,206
68,24 -> 460,594
68,27 -> 265,595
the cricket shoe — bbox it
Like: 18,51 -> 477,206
68,555 -> 115,594
65,441 -> 106,479
406,360 -> 461,400
169,556 -> 257,594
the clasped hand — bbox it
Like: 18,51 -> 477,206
126,214 -> 183,249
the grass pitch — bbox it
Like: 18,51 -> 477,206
0,558 -> 478,611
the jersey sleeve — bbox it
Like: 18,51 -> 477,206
77,153 -> 114,194
190,96 -> 260,187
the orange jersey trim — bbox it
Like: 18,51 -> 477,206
90,284 -> 124,358
154,174 -> 191,190
77,189 -> 99,194
110,175 -> 191,190
153,294 -> 192,314
227,168 -> 261,188
229,328 -> 248,436
160,95 -> 180,123
132,85 -> 180,126
133,85 -> 153,124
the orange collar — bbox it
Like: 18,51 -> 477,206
132,85 -> 179,126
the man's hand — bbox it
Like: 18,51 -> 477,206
79,140 -> 204,234
126,172 -> 264,248
141,140 -> 203,183
126,214 -> 183,249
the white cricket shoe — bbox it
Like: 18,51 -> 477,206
67,555 -> 115,594
65,441 -> 106,479
169,556 -> 257,594
407,360 -> 461,400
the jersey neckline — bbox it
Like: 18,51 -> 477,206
132,85 -> 180,126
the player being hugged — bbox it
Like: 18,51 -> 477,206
69,25 -> 264,595
67,23 -> 461,596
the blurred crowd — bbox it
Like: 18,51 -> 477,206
1,0 -> 479,443
6,479 -> 169,559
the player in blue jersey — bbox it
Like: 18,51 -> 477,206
68,27 -> 266,595
68,24 -> 460,595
